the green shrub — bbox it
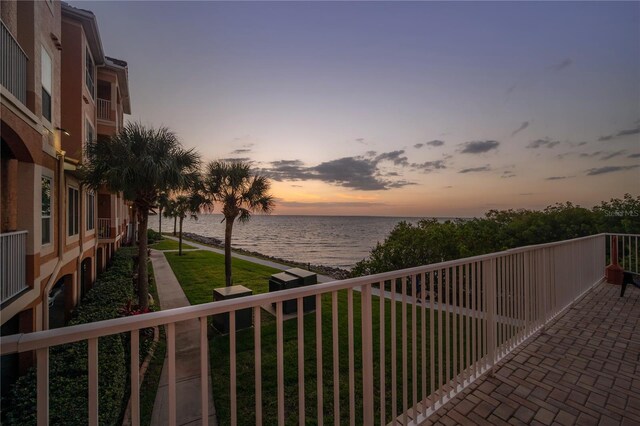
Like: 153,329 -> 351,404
147,229 -> 163,244
2,248 -> 136,425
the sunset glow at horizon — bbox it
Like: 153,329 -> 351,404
74,1 -> 639,217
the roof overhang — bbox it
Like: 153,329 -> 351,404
104,57 -> 131,114
61,2 -> 105,65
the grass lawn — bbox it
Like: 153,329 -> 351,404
150,238 -> 195,251
165,251 -> 483,425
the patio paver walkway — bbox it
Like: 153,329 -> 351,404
149,249 -> 217,425
425,281 -> 640,426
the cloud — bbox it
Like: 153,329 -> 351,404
506,84 -> 517,95
220,157 -> 252,163
549,58 -> 573,71
501,171 -> 516,178
263,154 -> 417,191
414,143 -> 424,149
527,138 -> 561,149
426,140 -> 445,147
601,150 -> 626,161
375,150 -> 409,166
511,121 -> 530,137
546,176 -> 568,180
365,150 -> 377,157
355,138 -> 366,144
598,125 -> 640,142
460,140 -> 500,154
411,160 -> 447,173
231,148 -> 252,154
580,151 -> 602,158
628,153 -> 640,158
459,165 -> 491,173
586,165 -> 639,176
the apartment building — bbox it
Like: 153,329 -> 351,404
0,0 -> 131,391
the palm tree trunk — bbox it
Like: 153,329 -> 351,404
158,206 -> 163,234
131,205 -> 138,246
138,209 -> 150,310
224,217 -> 234,286
173,216 -> 177,236
178,216 -> 184,256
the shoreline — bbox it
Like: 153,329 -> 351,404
177,232 -> 352,280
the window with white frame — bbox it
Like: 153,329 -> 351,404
42,176 -> 52,244
41,48 -> 52,122
68,187 -> 79,236
86,191 -> 95,230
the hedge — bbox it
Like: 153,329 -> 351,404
2,247 -> 137,425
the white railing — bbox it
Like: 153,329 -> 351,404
97,218 -> 111,239
1,233 -> 635,425
607,233 -> 639,274
1,19 -> 28,105
1,230 -> 28,304
97,98 -> 111,120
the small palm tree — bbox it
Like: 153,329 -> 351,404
157,192 -> 170,235
81,122 -> 200,310
202,161 -> 274,286
172,193 -> 204,256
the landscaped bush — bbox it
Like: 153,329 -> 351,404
147,229 -> 163,244
2,247 -> 137,425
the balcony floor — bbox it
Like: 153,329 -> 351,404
426,281 -> 640,426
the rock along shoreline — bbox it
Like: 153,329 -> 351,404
180,232 -> 352,280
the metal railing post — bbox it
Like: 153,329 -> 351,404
361,284 -> 374,424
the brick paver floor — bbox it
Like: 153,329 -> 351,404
426,281 -> 640,426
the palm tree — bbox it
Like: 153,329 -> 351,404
81,122 -> 200,310
202,161 -> 274,286
157,191 -> 170,235
172,194 -> 204,256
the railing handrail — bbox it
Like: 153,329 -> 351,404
0,19 -> 29,59
0,230 -> 29,237
0,232 -> 621,355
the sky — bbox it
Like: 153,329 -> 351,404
74,1 -> 639,217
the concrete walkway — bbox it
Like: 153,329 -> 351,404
149,250 -> 217,426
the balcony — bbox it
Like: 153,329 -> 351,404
0,233 -> 638,425
97,98 -> 111,121
1,230 -> 28,304
0,20 -> 27,105
97,218 -> 112,239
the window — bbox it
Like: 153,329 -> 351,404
68,187 -> 79,236
86,191 -> 95,231
41,48 -> 52,122
42,177 -> 52,244
85,119 -> 94,157
85,48 -> 94,97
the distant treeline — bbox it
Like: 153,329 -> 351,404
351,194 -> 640,276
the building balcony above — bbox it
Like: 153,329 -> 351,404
0,20 -> 28,106
97,98 -> 112,121
0,230 -> 28,305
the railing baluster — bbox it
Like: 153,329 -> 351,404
401,276 -> 408,425
316,294 -> 324,425
421,272 -> 427,416
131,330 -> 140,426
445,268 -> 450,398
276,301 -> 285,426
88,338 -> 99,426
361,284 -> 374,425
230,309 -> 237,426
201,317 -> 210,426
347,289 -> 355,426
298,298 -> 306,426
37,347 -> 49,426
167,322 -> 176,426
412,274 -> 418,422
391,277 -> 397,420
254,309 -> 262,426
429,271 -> 435,409
452,266 -> 458,394
379,281 -> 386,423
332,292 -> 340,426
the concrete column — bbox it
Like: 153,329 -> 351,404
1,158 -> 19,232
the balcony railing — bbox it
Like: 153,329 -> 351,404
1,233 -> 638,425
97,98 -> 111,120
98,218 -> 111,238
0,20 -> 27,105
1,230 -> 28,304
